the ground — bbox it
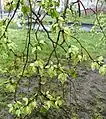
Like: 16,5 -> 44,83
0,66 -> 106,119
75,68 -> 106,118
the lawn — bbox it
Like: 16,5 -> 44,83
43,14 -> 96,24
0,25 -> 105,70
9,29 -> 105,55
8,28 -> 106,58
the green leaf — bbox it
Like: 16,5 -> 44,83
45,101 -> 51,109
34,60 -> 44,69
55,97 -> 63,108
43,101 -> 52,111
52,23 -> 58,32
58,73 -> 68,84
48,67 -> 56,78
40,106 -> 48,113
97,56 -> 103,62
78,55 -> 82,61
0,20 -> 4,27
41,0 -> 45,5
6,84 -> 16,92
63,27 -> 70,35
16,109 -> 21,117
16,101 -> 22,105
30,100 -> 37,109
99,65 -> 106,75
22,5 -> 29,15
46,91 -> 53,100
97,56 -> 104,64
41,77 -> 47,85
91,62 -> 99,71
49,8 -> 59,18
39,40 -> 45,44
58,17 -> 64,22
32,47 -> 37,53
23,98 -> 28,105
68,45 -> 79,54
30,63 -> 35,67
8,104 -> 12,108
24,106 -> 31,114
37,46 -> 42,51
9,106 -> 14,113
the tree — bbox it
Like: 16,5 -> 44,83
0,0 -> 106,118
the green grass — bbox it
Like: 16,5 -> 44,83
8,29 -> 105,57
0,27 -> 105,69
8,14 -> 96,30
79,15 -> 96,24
43,14 -> 96,24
